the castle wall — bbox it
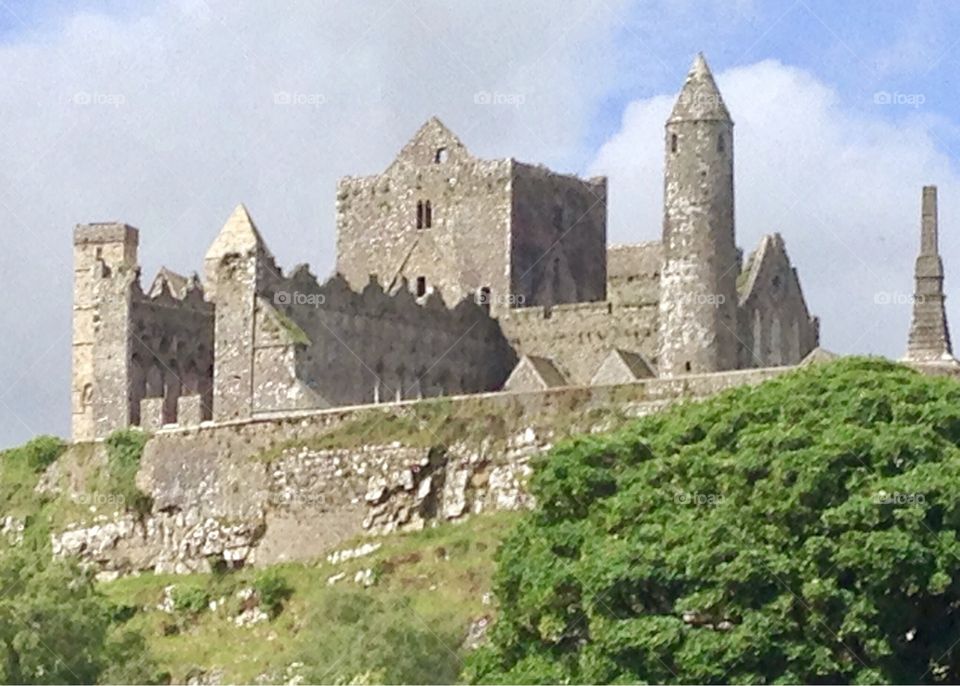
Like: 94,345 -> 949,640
255,270 -> 517,411
129,286 -> 214,427
499,300 -> 659,385
335,120 -> 514,313
509,163 -> 607,307
607,242 -> 662,305
54,364 -> 791,575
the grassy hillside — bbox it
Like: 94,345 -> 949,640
101,512 -> 517,684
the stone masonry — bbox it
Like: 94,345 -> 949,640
905,186 -> 957,366
71,54 -> 821,441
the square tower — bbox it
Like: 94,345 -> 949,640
72,223 -> 139,441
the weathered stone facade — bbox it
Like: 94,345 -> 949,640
71,53 -> 819,441
52,364 -> 792,575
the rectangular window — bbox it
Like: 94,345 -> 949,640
416,276 -> 427,297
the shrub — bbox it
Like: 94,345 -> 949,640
172,586 -> 210,615
466,358 -> 960,684
104,429 -> 151,516
298,591 -> 462,684
252,568 -> 293,618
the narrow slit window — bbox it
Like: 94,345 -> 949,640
416,201 -> 424,229
717,134 -> 725,153
424,200 -> 433,228
670,133 -> 678,153
416,276 -> 427,297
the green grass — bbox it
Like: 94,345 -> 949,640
101,512 -> 518,684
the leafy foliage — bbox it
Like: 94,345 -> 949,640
0,548 -> 159,684
467,358 -> 960,684
253,568 -> 293,618
104,429 -> 152,516
298,591 -> 463,684
172,586 -> 211,615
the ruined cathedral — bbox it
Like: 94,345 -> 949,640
71,54 -> 820,441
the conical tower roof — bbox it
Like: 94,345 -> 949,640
204,204 -> 272,262
668,53 -> 731,123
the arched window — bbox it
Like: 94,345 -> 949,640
670,133 -> 678,153
435,148 -> 448,163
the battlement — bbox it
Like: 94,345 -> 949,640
70,54 -> 821,442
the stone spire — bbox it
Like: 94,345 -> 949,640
905,186 -> 956,363
668,53 -> 731,123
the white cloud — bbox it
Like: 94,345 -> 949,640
589,58 -> 960,363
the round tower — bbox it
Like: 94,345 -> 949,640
658,53 -> 739,376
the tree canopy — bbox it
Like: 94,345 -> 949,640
467,359 -> 960,684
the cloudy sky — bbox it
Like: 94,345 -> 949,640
0,0 -> 958,447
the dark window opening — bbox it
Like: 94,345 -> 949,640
684,361 -> 692,372
416,201 -> 424,229
670,133 -> 678,153
424,200 -> 432,228
435,148 -> 448,163
416,276 -> 427,297
95,247 -> 103,259
717,134 -> 725,152
478,286 -> 491,306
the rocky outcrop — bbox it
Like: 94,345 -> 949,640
51,429 -> 543,576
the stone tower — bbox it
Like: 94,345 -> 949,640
72,223 -> 138,441
658,53 -> 739,376
905,186 -> 955,363
204,204 -> 276,421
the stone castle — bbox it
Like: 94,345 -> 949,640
71,54 -> 826,442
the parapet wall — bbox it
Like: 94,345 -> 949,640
52,364 -> 791,576
499,299 -> 660,384
129,279 -> 214,428
255,268 -> 518,411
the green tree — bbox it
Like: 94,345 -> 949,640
0,549 -> 157,684
467,358 -> 960,684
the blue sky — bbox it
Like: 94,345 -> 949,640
0,0 -> 958,447
591,1 -> 960,156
